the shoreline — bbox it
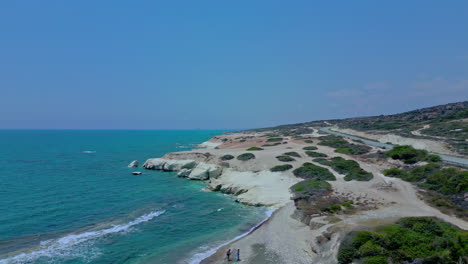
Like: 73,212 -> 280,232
187,208 -> 276,264
143,130 -> 467,264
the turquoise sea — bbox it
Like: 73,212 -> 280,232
0,130 -> 267,264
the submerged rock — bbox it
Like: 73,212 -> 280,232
128,160 -> 139,168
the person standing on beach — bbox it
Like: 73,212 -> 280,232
235,249 -> 240,261
226,249 -> 231,261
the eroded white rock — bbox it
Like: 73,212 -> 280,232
188,163 -> 222,180
177,168 -> 191,177
128,160 -> 139,168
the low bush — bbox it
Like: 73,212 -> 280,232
220,154 -> 234,161
262,142 -> 282,147
337,217 -> 468,264
319,135 -> 371,155
305,151 -> 328,158
293,163 -> 336,181
303,146 -> 318,150
276,155 -> 295,162
267,137 -> 283,142
284,151 -> 301,157
290,179 -> 332,197
246,147 -> 263,151
270,164 -> 293,172
385,145 -> 440,164
314,157 -> 373,181
237,153 -> 255,161
304,139 -> 314,143
383,163 -> 467,195
344,169 -> 373,181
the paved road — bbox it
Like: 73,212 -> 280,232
319,127 -> 468,168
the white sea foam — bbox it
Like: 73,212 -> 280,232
0,210 -> 165,264
186,209 -> 275,264
81,150 -> 96,154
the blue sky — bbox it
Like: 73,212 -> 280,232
1,1 -> 467,129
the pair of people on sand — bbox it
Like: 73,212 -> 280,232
225,248 -> 240,262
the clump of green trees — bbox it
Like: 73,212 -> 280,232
383,163 -> 467,195
293,163 -> 336,181
385,145 -> 441,164
338,217 -> 468,264
314,157 -> 373,181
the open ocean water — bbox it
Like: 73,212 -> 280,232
0,130 -> 267,264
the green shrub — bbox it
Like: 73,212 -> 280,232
342,201 -> 354,207
237,153 -> 255,161
304,139 -> 314,143
315,157 -> 373,181
383,168 -> 406,178
290,179 -> 332,195
262,142 -> 282,147
246,147 -> 263,151
284,151 -> 301,157
362,256 -> 387,264
303,146 -> 318,150
270,164 -> 293,172
386,145 -> 428,164
338,217 -> 468,264
319,135 -> 371,155
293,163 -> 336,181
305,151 -> 328,158
358,241 -> 385,257
267,137 -> 283,142
220,154 -> 234,161
276,155 -> 295,162
344,169 -> 374,181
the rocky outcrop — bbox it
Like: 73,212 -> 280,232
128,160 -> 139,168
142,158 -> 196,171
177,168 -> 191,178
188,163 -> 222,180
142,158 -> 222,181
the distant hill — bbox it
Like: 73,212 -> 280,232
249,101 -> 468,155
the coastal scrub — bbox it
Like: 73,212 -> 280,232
246,147 -> 264,151
270,164 -> 293,172
293,163 -> 336,181
337,217 -> 468,264
276,155 -> 295,162
237,153 -> 255,161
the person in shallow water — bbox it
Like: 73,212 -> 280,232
226,248 -> 231,261
236,249 -> 240,261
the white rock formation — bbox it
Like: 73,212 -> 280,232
128,160 -> 139,168
176,168 -> 191,177
142,158 -> 167,170
142,158 -> 196,171
188,163 -> 222,180
163,160 -> 196,171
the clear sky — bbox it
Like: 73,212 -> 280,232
1,1 -> 467,129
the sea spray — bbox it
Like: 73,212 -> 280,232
0,210 -> 165,264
